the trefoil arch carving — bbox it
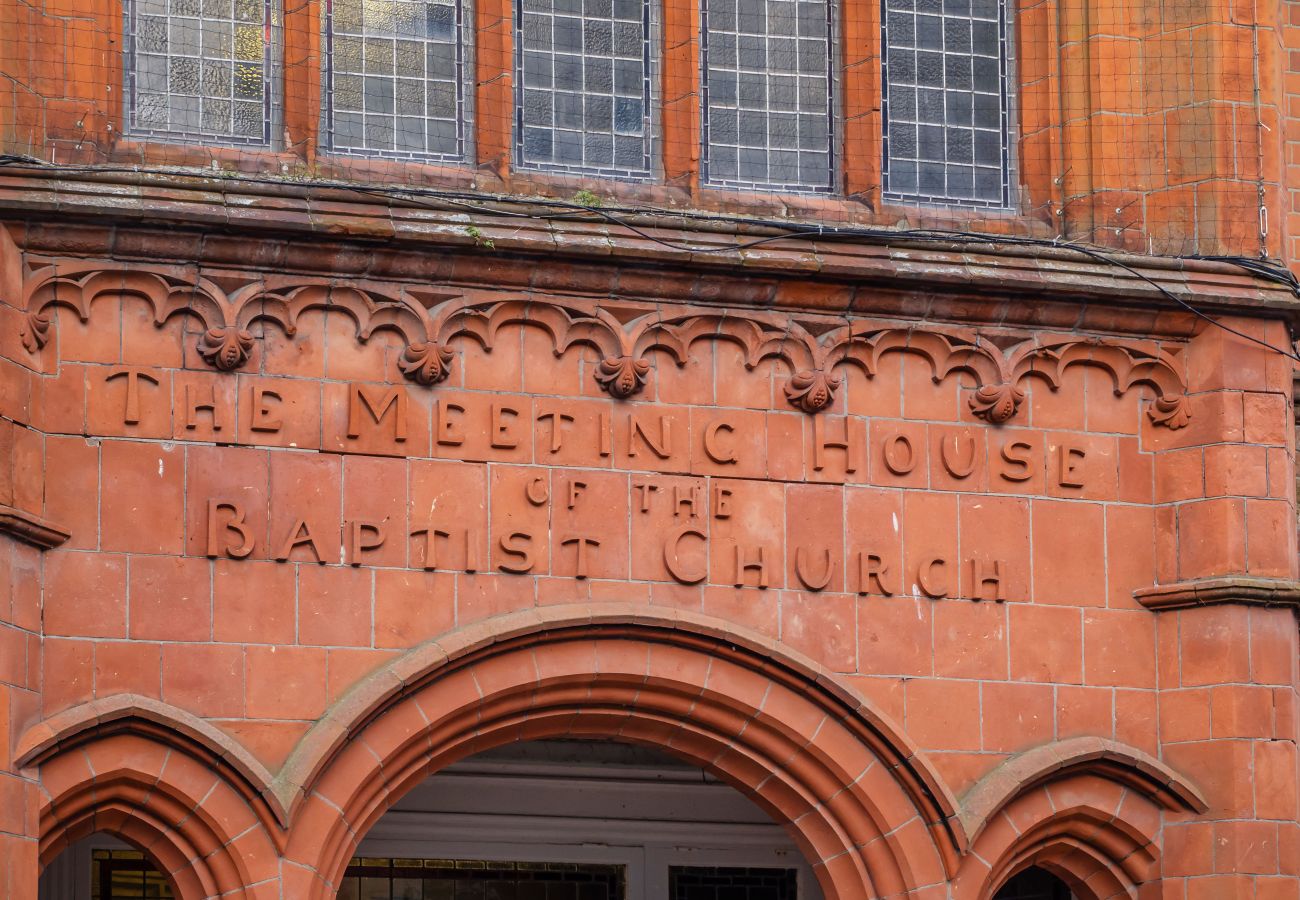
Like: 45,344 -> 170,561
21,261 -> 1191,427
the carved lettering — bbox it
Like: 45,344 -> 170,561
105,367 -> 160,425
567,480 -> 586,509
537,410 -> 575,453
436,400 -> 465,445
250,386 -> 283,433
882,433 -> 915,476
599,411 -> 612,457
348,384 -> 408,442
703,420 -> 738,464
632,482 -> 659,512
526,477 -> 550,506
998,440 -> 1034,482
813,417 -> 860,473
561,535 -> 601,578
274,518 -> 326,563
794,546 -> 833,591
491,402 -> 520,449
497,532 -> 535,573
1057,445 -> 1086,488
628,414 -> 673,459
940,433 -> 977,479
410,524 -> 451,570
854,552 -> 895,596
733,544 -> 771,589
185,383 -> 223,431
674,485 -> 700,518
971,559 -> 1007,602
663,525 -> 707,584
345,520 -> 386,565
206,500 -> 254,559
712,486 -> 733,519
917,558 -> 949,598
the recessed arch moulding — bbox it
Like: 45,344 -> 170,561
17,610 -> 1208,900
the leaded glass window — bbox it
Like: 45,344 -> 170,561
700,0 -> 835,193
881,0 -> 1012,207
514,0 -> 654,177
125,0 -> 274,144
325,0 -> 471,160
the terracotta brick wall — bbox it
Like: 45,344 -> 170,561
0,220 -> 1287,896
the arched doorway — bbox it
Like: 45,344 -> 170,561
39,835 -> 176,899
337,739 -> 823,900
992,867 -> 1076,900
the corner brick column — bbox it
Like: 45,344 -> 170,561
1145,322 -> 1300,897
0,227 -> 49,900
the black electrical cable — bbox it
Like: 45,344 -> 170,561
4,156 -> 1300,360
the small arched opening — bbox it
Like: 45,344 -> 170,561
992,867 -> 1077,900
40,834 -> 176,900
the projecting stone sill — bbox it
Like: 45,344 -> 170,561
0,503 -> 70,550
1135,576 -> 1300,611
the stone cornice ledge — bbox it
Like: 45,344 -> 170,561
1135,577 -> 1300,611
1,168 -> 1298,322
0,503 -> 70,550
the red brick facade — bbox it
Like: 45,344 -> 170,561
1,0 -> 1300,895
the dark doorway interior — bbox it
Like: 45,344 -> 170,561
992,867 -> 1077,900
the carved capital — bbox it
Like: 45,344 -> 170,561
594,355 -> 650,399
399,341 -> 455,386
21,310 -> 51,353
1147,394 -> 1191,429
967,383 -> 1025,424
784,369 -> 840,414
196,326 -> 254,371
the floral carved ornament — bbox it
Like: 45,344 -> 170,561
20,262 -> 1191,428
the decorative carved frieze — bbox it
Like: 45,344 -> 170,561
20,261 -> 1192,427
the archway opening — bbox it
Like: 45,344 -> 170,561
338,738 -> 824,900
39,833 -> 176,900
992,867 -> 1077,900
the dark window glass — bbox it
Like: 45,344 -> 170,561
324,0 -> 471,160
514,0 -> 653,177
91,849 -> 176,899
701,0 -> 834,192
124,0 -> 273,143
670,865 -> 799,900
339,857 -> 627,900
881,0 -> 1011,207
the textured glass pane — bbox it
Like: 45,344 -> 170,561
881,0 -> 1010,206
514,0 -> 650,175
702,0 -> 833,191
127,0 -> 269,141
327,0 -> 468,160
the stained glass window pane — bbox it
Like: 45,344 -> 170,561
125,0 -> 272,143
325,0 -> 471,161
514,0 -> 653,177
701,0 -> 834,193
881,0 -> 1011,207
